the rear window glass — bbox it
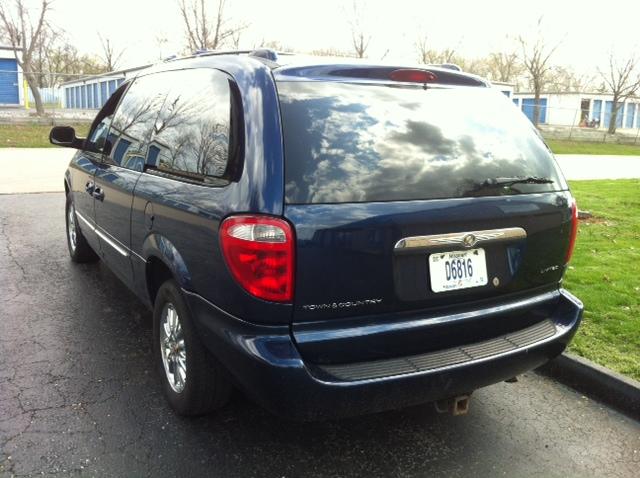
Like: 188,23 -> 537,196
277,82 -> 566,204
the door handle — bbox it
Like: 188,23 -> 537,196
92,187 -> 105,201
85,180 -> 95,194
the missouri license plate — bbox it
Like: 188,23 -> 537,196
429,248 -> 488,293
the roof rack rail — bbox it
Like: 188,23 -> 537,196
192,49 -> 253,57
248,48 -> 279,62
184,47 -> 284,62
437,63 -> 462,72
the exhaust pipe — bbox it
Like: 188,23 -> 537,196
435,394 -> 471,416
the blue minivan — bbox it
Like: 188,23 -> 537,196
51,50 -> 582,419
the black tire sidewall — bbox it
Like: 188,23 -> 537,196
153,280 -> 216,415
65,195 -> 77,259
65,194 -> 98,263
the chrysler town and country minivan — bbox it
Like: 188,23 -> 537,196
50,49 -> 582,419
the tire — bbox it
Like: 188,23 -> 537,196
65,194 -> 99,263
153,279 -> 232,416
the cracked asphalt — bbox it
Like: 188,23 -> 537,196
1,192 -> 639,477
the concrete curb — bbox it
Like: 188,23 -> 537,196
537,353 -> 640,420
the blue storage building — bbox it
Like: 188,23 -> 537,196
0,46 -> 22,106
61,64 -> 150,109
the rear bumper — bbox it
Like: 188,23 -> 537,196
185,288 -> 583,420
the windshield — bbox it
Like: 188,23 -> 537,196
277,81 -> 567,204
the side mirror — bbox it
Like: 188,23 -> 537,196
49,126 -> 85,149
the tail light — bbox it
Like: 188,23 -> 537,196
565,198 -> 578,263
220,215 -> 294,302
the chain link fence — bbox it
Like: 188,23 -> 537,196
513,99 -> 640,144
0,69 -> 125,125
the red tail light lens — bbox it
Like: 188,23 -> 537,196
565,198 -> 578,263
389,69 -> 438,83
220,215 -> 294,302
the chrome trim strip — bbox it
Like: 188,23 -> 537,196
94,228 -> 129,257
131,249 -> 146,262
74,210 -> 95,231
394,227 -> 526,251
75,210 -> 142,261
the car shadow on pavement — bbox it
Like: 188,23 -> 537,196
60,259 -> 492,475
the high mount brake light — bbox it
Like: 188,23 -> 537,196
565,198 -> 578,263
220,215 -> 295,302
389,69 -> 438,83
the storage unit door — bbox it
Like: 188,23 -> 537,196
0,58 -> 20,105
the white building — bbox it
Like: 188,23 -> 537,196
512,92 -> 640,129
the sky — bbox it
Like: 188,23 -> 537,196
43,0 -> 640,74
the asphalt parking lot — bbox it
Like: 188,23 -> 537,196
1,193 -> 639,477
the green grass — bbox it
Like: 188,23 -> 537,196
564,179 -> 640,380
547,139 -> 640,155
0,123 -> 90,148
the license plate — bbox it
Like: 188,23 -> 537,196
428,248 -> 488,293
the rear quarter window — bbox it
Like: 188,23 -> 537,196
277,82 -> 567,204
146,68 -> 232,181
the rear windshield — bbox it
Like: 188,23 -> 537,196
277,81 -> 567,204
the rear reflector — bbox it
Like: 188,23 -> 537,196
565,198 -> 578,263
220,215 -> 294,302
389,69 -> 438,83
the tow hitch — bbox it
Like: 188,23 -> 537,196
435,394 -> 471,416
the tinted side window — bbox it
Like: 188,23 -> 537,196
147,69 -> 231,180
106,75 -> 168,171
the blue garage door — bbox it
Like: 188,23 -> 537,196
521,98 -> 547,124
92,83 -> 99,108
100,81 -> 108,106
592,100 -> 602,124
0,58 -> 20,104
87,84 -> 94,108
108,80 -> 117,95
625,103 -> 636,128
604,101 -> 624,129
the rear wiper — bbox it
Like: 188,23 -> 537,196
479,176 -> 554,188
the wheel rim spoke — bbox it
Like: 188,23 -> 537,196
68,206 -> 77,250
160,303 -> 187,393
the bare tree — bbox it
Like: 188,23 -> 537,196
230,29 -> 241,50
45,41 -> 107,86
154,34 -> 169,60
178,0 -> 245,52
518,18 -> 560,126
98,33 -> 125,71
348,1 -> 370,58
484,51 -> 522,83
256,39 -> 294,53
416,35 -> 457,65
599,53 -> 640,134
0,0 -> 52,115
30,23 -> 59,88
309,47 -> 352,58
547,66 -> 596,93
